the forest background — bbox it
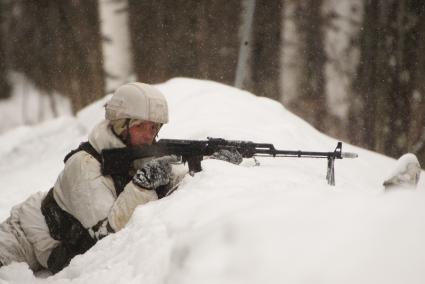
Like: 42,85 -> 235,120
0,0 -> 424,165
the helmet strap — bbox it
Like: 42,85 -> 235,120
109,118 -> 133,147
123,118 -> 131,146
153,123 -> 163,144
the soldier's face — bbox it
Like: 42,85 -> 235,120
128,121 -> 161,146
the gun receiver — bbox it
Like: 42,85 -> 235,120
101,137 -> 358,186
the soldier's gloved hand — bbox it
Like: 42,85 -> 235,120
133,156 -> 178,190
211,148 -> 243,165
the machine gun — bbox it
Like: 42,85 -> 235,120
101,137 -> 358,186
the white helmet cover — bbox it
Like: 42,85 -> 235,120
105,82 -> 169,124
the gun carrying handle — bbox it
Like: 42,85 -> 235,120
186,155 -> 203,174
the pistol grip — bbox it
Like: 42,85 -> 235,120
187,155 -> 203,173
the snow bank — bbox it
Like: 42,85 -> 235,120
0,78 -> 424,284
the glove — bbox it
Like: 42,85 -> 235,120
211,148 -> 243,165
133,156 -> 178,190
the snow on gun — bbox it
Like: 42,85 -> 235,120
101,137 -> 358,186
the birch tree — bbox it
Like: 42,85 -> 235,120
98,0 -> 133,93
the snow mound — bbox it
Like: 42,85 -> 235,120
383,153 -> 421,189
0,78 -> 424,284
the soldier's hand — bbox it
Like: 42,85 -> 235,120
133,156 -> 178,190
211,148 -> 243,165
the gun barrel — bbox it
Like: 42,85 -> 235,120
253,144 -> 358,160
341,152 -> 358,159
254,149 -> 338,158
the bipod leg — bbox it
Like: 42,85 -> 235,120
326,157 -> 335,186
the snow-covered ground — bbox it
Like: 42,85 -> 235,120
0,78 -> 424,284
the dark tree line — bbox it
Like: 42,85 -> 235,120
281,0 -> 425,165
1,0 -> 104,112
127,0 -> 283,99
127,0 -> 241,85
0,0 -> 283,112
350,0 -> 425,163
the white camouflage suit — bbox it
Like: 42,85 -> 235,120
0,119 -> 185,271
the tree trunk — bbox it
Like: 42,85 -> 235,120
0,1 -> 11,99
349,0 -> 378,147
289,0 -> 328,132
406,0 -> 425,165
234,0 -> 256,89
248,0 -> 284,101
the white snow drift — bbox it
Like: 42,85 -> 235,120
0,78 -> 424,284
